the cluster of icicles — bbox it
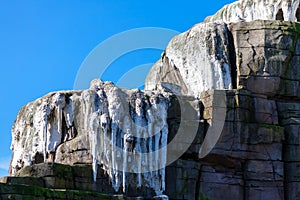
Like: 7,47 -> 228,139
83,83 -> 168,194
87,81 -> 169,194
11,80 -> 170,195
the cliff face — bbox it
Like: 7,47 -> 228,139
3,2 -> 300,200
145,20 -> 300,200
145,22 -> 233,96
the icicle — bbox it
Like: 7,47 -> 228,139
159,101 -> 168,192
154,131 -> 160,177
92,129 -> 98,183
90,111 -> 101,182
135,136 -> 142,188
123,129 -> 130,193
57,104 -> 62,134
82,91 -> 95,136
10,80 -> 172,195
78,83 -> 171,194
100,113 -> 108,169
43,117 -> 47,162
63,100 -> 74,128
41,102 -> 50,162
115,149 -> 122,192
54,94 -> 65,135
134,94 -> 144,188
134,126 -> 142,188
147,97 -> 156,176
98,87 -> 109,169
90,88 -> 106,183
111,121 -> 118,191
160,126 -> 168,192
102,119 -> 109,172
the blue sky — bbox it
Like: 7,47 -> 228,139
0,0 -> 234,177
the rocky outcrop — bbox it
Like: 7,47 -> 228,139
145,22 -> 233,96
231,20 -> 300,97
205,0 -> 300,23
10,79 -> 173,197
144,20 -> 300,199
0,163 -> 110,200
3,2 -> 300,200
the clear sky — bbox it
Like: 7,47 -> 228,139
0,0 -> 234,177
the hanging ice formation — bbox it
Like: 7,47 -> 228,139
87,79 -> 170,194
10,79 -> 170,195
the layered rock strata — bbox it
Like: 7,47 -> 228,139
4,4 -> 300,200
146,20 -> 300,199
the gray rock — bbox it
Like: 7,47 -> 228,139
145,22 -> 233,97
6,3 -> 300,199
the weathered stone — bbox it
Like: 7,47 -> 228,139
0,183 -> 110,199
284,145 -> 300,161
200,182 -> 244,200
15,163 -> 72,178
277,102 -> 300,118
247,143 -> 283,161
230,20 -> 300,96
245,182 -> 284,200
145,22 -> 233,97
285,162 -> 300,182
43,176 -> 74,190
285,182 -> 300,200
5,2 -> 300,199
245,160 -> 284,181
248,125 -> 284,144
200,165 -> 243,185
283,125 -> 300,144
0,176 -> 45,188
246,76 -> 281,95
164,159 -> 201,200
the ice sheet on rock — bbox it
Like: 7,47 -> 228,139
146,22 -> 232,97
10,79 -> 170,196
206,0 -> 300,23
10,92 -> 76,175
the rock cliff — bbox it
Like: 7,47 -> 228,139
2,1 -> 300,200
145,22 -> 233,96
9,79 -> 173,197
146,19 -> 300,200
